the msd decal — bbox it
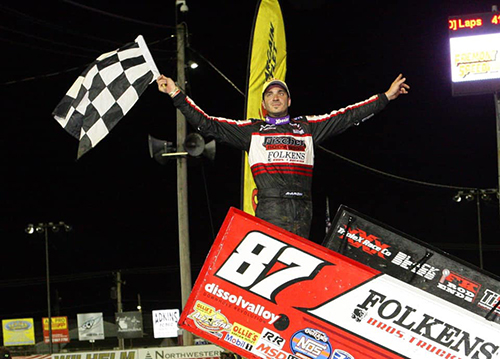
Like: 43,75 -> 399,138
436,270 -> 481,303
253,342 -> 300,359
250,328 -> 288,359
289,328 -> 332,359
336,226 -> 392,259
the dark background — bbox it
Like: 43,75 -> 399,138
1,0 -> 499,348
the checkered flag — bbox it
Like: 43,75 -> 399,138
53,35 -> 160,158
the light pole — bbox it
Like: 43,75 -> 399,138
452,189 -> 497,269
25,221 -> 71,354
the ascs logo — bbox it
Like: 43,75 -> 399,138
289,328 -> 332,359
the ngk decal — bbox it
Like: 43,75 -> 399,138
336,227 -> 392,258
391,252 -> 439,280
215,231 -> 328,302
436,270 -> 480,303
478,289 -> 500,316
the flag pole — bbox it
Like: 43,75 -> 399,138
175,12 -> 194,346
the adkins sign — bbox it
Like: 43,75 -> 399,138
179,208 -> 500,359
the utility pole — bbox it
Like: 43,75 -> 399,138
175,0 -> 193,346
116,271 -> 125,350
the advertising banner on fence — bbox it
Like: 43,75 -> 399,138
77,312 -> 104,341
137,345 -> 223,359
52,346 -> 223,359
2,318 -> 35,346
53,349 -> 136,359
179,207 -> 500,359
42,316 -> 70,343
116,311 -> 143,339
152,309 -> 180,338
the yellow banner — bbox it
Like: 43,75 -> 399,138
43,316 -> 69,330
242,0 -> 287,215
2,318 -> 35,346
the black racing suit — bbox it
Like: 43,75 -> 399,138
172,92 -> 389,238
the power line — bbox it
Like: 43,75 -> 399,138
1,36 -> 175,86
1,62 -> 87,86
188,46 -> 245,96
186,48 -> 497,193
0,265 -> 188,288
318,145 -> 497,192
0,3 -> 123,47
62,0 -> 175,29
0,24 -> 102,54
0,36 -> 94,59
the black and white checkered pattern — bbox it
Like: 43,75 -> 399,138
53,35 -> 159,158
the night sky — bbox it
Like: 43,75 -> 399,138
1,0 -> 499,335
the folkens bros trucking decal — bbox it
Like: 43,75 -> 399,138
179,208 -> 500,359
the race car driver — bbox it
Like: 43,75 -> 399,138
157,74 -> 409,238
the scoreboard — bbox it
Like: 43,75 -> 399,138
449,11 -> 500,96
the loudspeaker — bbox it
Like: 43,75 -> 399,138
148,134 -> 175,164
148,133 -> 216,165
203,139 -> 216,161
185,133 -> 216,160
184,133 -> 205,157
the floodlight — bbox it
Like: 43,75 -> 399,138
452,192 -> 462,202
25,224 -> 34,234
176,0 -> 189,12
